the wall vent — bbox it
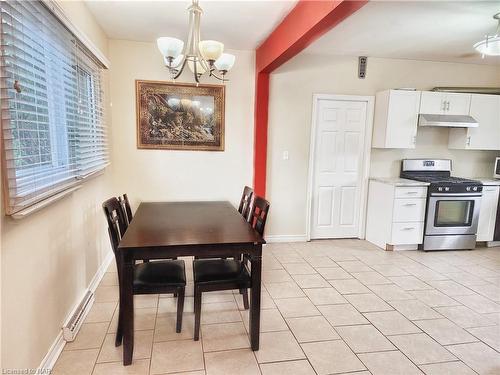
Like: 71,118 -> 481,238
63,290 -> 94,342
358,56 -> 367,79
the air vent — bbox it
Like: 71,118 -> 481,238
358,56 -> 367,79
63,290 -> 94,342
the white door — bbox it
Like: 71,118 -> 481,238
310,99 -> 368,239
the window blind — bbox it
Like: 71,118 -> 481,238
0,0 -> 108,215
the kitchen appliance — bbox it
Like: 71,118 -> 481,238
494,157 -> 500,179
400,159 -> 483,251
418,114 -> 478,128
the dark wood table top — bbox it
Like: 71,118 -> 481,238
119,201 -> 265,249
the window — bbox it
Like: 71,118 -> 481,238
0,0 -> 108,215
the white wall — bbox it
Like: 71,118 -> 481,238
267,53 -> 500,237
1,1 -> 112,369
108,40 -> 255,210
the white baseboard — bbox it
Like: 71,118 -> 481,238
265,235 -> 308,243
38,251 -> 113,371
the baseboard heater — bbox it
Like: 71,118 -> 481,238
62,290 -> 94,342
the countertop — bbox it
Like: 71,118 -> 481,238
370,177 -> 430,187
476,178 -> 500,186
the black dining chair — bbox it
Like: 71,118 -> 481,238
102,197 -> 186,346
118,193 -> 133,225
192,196 -> 270,341
238,186 -> 254,221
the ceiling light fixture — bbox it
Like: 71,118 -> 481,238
156,0 -> 235,83
474,12 -> 500,57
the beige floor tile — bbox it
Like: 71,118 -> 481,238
282,262 -> 317,275
94,285 -> 119,303
150,340 -> 204,374
453,294 -> 500,314
292,274 -> 331,288
352,271 -> 391,285
358,350 -> 423,375
468,283 -> 500,302
414,319 -> 478,345
274,297 -> 320,318
302,340 -> 366,375
304,287 -> 347,305
345,293 -> 393,312
263,269 -> 293,283
319,304 -> 368,326
467,326 -> 500,351
305,256 -> 337,268
158,296 -> 194,313
260,359 -> 315,375
167,372 -> 205,375
204,349 -> 260,375
336,324 -> 395,353
410,290 -> 460,307
435,305 -> 496,328
134,294 -> 159,309
201,322 -> 250,352
445,272 -> 490,287
419,361 -> 477,375
92,358 -> 150,375
368,284 -> 414,301
364,311 -> 421,335
154,312 -> 195,342
265,282 -> 306,299
389,333 -> 456,365
254,331 -> 305,363
371,264 -> 409,277
329,279 -> 370,294
286,316 -> 340,343
201,301 -> 242,324
317,267 -> 353,280
236,292 -> 276,310
426,280 -> 475,297
51,348 -> 98,375
389,299 -> 444,320
64,322 -> 108,351
337,260 -> 372,272
108,307 -> 157,333
98,330 -> 153,363
241,308 -> 288,332
202,291 -> 236,304
389,276 -> 432,291
86,302 -> 117,323
446,342 -> 500,375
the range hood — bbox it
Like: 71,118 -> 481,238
419,114 -> 479,128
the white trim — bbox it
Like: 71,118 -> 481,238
265,235 -> 308,243
42,0 -> 110,69
38,251 -> 113,371
306,94 -> 375,241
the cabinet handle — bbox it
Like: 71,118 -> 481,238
412,135 -> 416,145
404,203 -> 417,206
402,227 -> 415,231
446,101 -> 450,111
406,191 -> 418,195
442,100 -> 446,111
466,136 -> 471,146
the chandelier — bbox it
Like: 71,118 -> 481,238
474,13 -> 500,57
156,0 -> 235,83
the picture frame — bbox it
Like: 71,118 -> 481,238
135,80 -> 225,151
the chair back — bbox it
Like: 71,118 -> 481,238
248,196 -> 270,237
238,186 -> 254,220
102,197 -> 128,254
118,193 -> 133,225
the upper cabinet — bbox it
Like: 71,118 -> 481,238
420,91 -> 471,115
449,94 -> 500,150
372,89 -> 421,149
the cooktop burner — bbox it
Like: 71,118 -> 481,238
400,174 -> 482,185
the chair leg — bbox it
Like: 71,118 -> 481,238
241,288 -> 250,310
115,299 -> 123,347
176,287 -> 185,333
194,286 -> 202,341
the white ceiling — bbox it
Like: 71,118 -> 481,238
84,0 -> 298,50
304,1 -> 500,65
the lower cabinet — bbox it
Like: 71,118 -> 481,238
477,185 -> 500,242
366,180 -> 427,250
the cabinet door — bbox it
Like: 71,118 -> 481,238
420,92 -> 445,114
385,90 -> 421,148
468,94 -> 500,150
445,93 -> 471,115
477,186 -> 500,242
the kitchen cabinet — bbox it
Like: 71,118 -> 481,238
372,90 -> 421,149
420,91 -> 471,115
449,94 -> 500,150
477,184 -> 500,242
366,180 -> 428,250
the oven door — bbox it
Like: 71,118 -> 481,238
426,193 -> 482,236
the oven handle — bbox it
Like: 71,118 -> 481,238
430,193 -> 482,197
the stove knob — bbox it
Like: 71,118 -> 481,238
466,187 -> 471,192
473,186 -> 478,191
438,187 -> 443,192
445,187 -> 450,192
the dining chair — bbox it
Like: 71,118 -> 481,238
118,193 -> 133,225
192,196 -> 270,341
102,197 -> 186,346
238,186 -> 254,221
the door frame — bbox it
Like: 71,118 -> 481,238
306,94 -> 374,241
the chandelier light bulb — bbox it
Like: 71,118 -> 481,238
199,40 -> 224,61
214,53 -> 236,72
157,37 -> 184,59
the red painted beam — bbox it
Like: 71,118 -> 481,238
253,0 -> 368,196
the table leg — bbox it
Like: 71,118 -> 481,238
122,256 -> 134,365
249,245 -> 262,350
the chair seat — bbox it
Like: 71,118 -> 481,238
134,260 -> 186,290
193,259 -> 251,286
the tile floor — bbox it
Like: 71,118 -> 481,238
52,239 -> 500,375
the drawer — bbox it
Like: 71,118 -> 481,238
395,187 -> 427,198
391,222 -> 424,245
393,198 -> 426,222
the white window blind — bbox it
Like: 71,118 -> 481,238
0,0 -> 108,215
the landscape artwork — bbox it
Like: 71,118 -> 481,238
136,80 -> 225,150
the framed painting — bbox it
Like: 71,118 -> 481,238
136,80 -> 225,151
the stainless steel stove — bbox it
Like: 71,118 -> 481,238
400,159 -> 482,251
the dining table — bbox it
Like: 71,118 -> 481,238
118,201 -> 266,365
